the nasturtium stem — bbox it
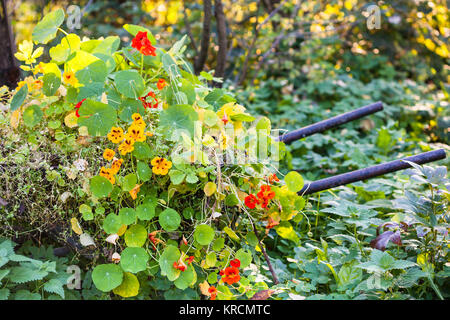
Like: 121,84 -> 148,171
140,53 -> 144,77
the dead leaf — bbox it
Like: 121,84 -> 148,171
250,290 -> 274,300
70,218 -> 83,235
199,280 -> 210,296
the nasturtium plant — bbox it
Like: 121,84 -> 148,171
8,9 -> 306,300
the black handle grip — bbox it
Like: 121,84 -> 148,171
278,101 -> 383,144
299,149 -> 447,195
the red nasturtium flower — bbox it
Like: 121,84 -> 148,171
208,286 -> 217,300
230,259 -> 241,268
244,194 -> 259,209
139,91 -> 158,109
185,256 -> 194,265
221,266 -> 240,285
221,112 -> 229,125
157,78 -> 167,90
268,173 -> 279,184
75,98 -> 86,118
173,260 -> 187,272
131,31 -> 156,56
257,185 -> 275,208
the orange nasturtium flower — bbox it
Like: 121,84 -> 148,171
110,158 -> 124,174
129,184 -> 141,200
118,137 -> 135,155
157,79 -> 167,90
63,71 -> 79,86
107,127 -> 125,144
151,157 -> 172,175
99,166 -> 115,185
208,286 -> 217,300
126,124 -> 146,142
103,148 -> 115,161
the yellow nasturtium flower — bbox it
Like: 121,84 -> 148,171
108,127 -> 125,144
118,138 -> 135,155
131,113 -> 146,128
126,124 -> 146,142
63,71 -> 79,87
99,166 -> 115,185
103,149 -> 115,161
129,184 -> 142,200
151,157 -> 172,175
111,158 -> 124,174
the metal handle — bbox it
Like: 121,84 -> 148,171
299,149 -> 447,195
278,101 -> 383,144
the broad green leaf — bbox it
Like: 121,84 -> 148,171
132,142 -> 152,160
32,8 -> 65,44
236,249 -> 252,268
118,207 -> 136,225
43,73 -> 61,96
112,272 -> 139,298
78,99 -> 117,136
90,175 -> 113,198
174,265 -> 196,290
275,221 -> 299,243
22,105 -> 43,128
159,245 -> 181,281
122,174 -> 137,192
284,171 -> 304,193
136,202 -> 155,221
92,264 -> 123,292
124,224 -> 147,247
103,213 -> 122,234
159,104 -> 198,140
194,224 -> 215,246
159,208 -> 181,231
10,85 -> 28,111
137,161 -> 152,182
114,70 -> 145,99
120,247 -> 149,273
169,170 -> 186,185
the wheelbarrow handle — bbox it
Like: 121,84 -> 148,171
278,101 -> 383,144
299,149 -> 447,195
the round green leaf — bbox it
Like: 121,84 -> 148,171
122,174 -> 137,192
92,264 -> 123,292
78,99 -> 117,137
90,175 -> 113,198
137,161 -> 152,182
159,104 -> 198,139
194,224 -> 215,246
118,207 -> 136,225
159,208 -> 181,231
174,265 -> 196,290
132,142 -> 152,160
159,245 -> 181,281
236,249 -> 252,268
32,8 -> 65,44
114,70 -> 145,99
136,203 -> 155,221
112,272 -> 140,298
120,247 -> 149,273
284,171 -> 304,193
43,73 -> 61,96
23,105 -> 43,128
124,224 -> 147,247
103,213 -> 122,234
